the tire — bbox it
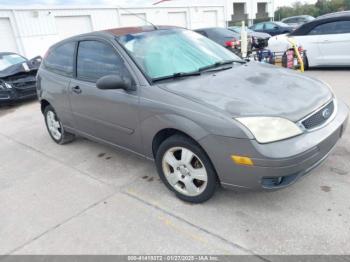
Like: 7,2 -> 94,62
44,105 -> 75,145
303,51 -> 309,70
155,134 -> 218,203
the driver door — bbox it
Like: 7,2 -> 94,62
68,39 -> 141,151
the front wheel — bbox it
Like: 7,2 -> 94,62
44,105 -> 75,145
155,135 -> 218,203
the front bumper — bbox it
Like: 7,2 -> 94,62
0,85 -> 37,104
199,100 -> 349,190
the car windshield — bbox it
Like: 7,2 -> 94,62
117,28 -> 242,81
0,54 -> 27,71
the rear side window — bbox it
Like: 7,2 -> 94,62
253,23 -> 264,30
44,42 -> 75,77
284,18 -> 296,23
264,22 -> 276,30
195,30 -> 208,37
77,40 -> 131,83
309,20 -> 350,35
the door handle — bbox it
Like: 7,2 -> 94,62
72,85 -> 82,94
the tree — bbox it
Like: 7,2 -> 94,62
275,0 -> 350,20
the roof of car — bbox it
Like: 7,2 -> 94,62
50,25 -> 184,49
317,10 -> 350,19
103,25 -> 181,36
291,12 -> 350,36
194,27 -> 232,31
282,15 -> 314,21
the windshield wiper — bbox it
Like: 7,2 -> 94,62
198,59 -> 245,72
152,71 -> 201,83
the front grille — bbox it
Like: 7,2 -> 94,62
12,81 -> 36,89
7,74 -> 36,90
302,101 -> 335,130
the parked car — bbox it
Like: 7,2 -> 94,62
37,26 -> 348,203
228,26 -> 270,50
250,21 -> 293,36
228,26 -> 271,40
194,27 -> 243,54
268,11 -> 350,68
281,15 -> 315,29
317,10 -> 350,19
0,52 -> 41,104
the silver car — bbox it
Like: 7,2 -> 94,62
37,26 -> 349,203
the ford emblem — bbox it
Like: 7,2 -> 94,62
322,108 -> 331,119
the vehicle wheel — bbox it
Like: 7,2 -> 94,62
303,52 -> 309,70
44,105 -> 75,144
155,134 -> 218,203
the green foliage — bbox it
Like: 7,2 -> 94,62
275,0 -> 350,20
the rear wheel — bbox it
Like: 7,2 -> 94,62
44,105 -> 75,144
303,51 -> 309,70
155,135 -> 218,203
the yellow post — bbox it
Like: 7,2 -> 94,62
287,38 -> 304,72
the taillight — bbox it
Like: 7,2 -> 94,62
43,49 -> 50,59
225,38 -> 240,48
225,40 -> 234,47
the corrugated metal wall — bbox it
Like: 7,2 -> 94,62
0,6 -> 225,58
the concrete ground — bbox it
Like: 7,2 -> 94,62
0,69 -> 349,257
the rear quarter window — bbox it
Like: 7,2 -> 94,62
43,42 -> 75,77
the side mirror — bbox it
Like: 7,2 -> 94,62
273,26 -> 279,30
29,56 -> 42,67
96,74 -> 134,91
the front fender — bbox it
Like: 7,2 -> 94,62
140,114 -> 210,159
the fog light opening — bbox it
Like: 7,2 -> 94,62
262,177 -> 284,187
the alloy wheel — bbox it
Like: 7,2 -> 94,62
46,110 -> 62,141
162,147 -> 208,197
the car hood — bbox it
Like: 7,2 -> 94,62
158,62 -> 333,122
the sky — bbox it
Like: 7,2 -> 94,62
0,0 -> 318,7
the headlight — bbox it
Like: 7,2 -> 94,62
236,117 -> 303,143
1,82 -> 12,89
4,82 -> 12,89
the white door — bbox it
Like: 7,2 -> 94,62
56,16 -> 92,41
203,11 -> 218,27
120,13 -> 147,26
0,18 -> 18,53
168,12 -> 187,28
293,35 -> 322,67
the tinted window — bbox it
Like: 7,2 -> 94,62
265,22 -> 277,30
44,42 -> 75,77
77,41 -> 131,83
309,21 -> 350,35
275,22 -> 289,27
253,23 -> 264,30
195,30 -> 208,37
211,28 -> 237,37
283,18 -> 296,23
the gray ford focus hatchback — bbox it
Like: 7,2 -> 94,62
37,26 -> 348,203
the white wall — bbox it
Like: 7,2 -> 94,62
0,5 -> 226,58
0,1 -> 274,58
